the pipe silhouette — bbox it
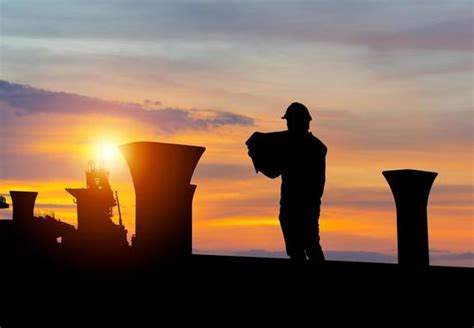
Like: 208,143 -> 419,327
120,142 -> 205,263
383,169 -> 437,268
10,191 -> 38,223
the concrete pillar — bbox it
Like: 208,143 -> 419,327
10,191 -> 38,223
383,169 -> 437,268
120,142 -> 205,263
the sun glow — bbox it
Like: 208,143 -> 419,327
96,141 -> 119,163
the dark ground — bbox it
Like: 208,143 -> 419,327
0,254 -> 472,327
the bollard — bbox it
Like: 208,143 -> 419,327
10,191 -> 38,223
120,142 -> 205,264
383,169 -> 437,268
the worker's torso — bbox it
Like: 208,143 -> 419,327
280,132 -> 326,206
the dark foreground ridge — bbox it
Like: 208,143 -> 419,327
0,253 -> 472,326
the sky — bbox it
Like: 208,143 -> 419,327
0,0 -> 472,266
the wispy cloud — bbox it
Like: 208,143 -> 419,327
194,248 -> 473,267
2,1 -> 471,114
34,203 -> 76,209
0,80 -> 254,133
318,107 -> 473,151
354,17 -> 473,52
3,1 -> 471,52
194,163 -> 255,180
229,249 -> 398,263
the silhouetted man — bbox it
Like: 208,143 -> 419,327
246,102 -> 327,262
279,102 -> 326,262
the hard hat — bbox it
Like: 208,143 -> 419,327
281,102 -> 312,121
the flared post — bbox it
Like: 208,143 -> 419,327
120,142 -> 205,264
10,191 -> 38,223
383,169 -> 437,268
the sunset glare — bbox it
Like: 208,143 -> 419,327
97,142 -> 119,163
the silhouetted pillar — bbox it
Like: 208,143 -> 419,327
10,191 -> 38,223
120,142 -> 205,264
383,169 -> 437,268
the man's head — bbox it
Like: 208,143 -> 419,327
282,102 -> 312,133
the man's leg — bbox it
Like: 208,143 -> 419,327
279,206 -> 306,261
304,206 -> 325,262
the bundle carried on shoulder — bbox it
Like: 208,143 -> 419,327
245,130 -> 289,179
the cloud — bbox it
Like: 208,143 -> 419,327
223,249 -> 395,263
430,184 -> 474,207
0,80 -> 254,133
325,184 -> 473,209
195,249 -> 473,267
318,107 -> 473,151
34,203 -> 76,209
3,1 -> 471,52
2,1 -> 471,112
430,251 -> 474,267
354,17 -> 474,52
194,182 -> 473,223
194,163 -> 255,180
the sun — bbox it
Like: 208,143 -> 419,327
97,141 -> 118,162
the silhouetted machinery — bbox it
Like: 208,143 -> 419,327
0,195 -> 9,209
66,164 -> 128,250
0,191 -> 75,260
383,169 -> 438,269
120,141 -> 205,264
